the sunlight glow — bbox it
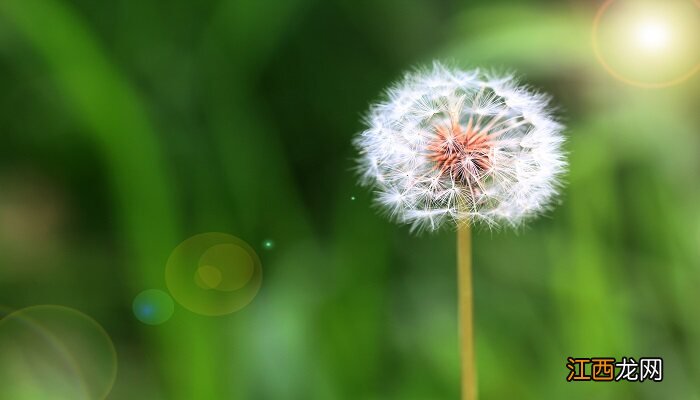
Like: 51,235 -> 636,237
635,20 -> 671,51
592,0 -> 700,88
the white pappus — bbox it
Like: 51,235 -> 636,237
354,62 -> 567,232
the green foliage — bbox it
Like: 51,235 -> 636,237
0,0 -> 698,398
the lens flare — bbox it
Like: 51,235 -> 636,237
165,233 -> 262,316
0,306 -> 117,400
132,289 -> 175,325
634,21 -> 670,51
262,239 -> 275,251
592,0 -> 700,88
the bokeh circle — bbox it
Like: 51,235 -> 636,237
165,233 -> 262,316
132,289 -> 175,325
261,239 -> 275,251
592,0 -> 700,88
0,305 -> 117,400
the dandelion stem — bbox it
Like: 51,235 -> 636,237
458,223 -> 476,400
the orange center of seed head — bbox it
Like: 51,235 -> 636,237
427,116 -> 494,189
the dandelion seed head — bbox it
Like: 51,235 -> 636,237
354,62 -> 567,232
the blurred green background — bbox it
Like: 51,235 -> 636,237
0,0 -> 699,399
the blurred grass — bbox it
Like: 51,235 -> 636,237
0,0 -> 699,399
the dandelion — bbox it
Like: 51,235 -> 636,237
353,62 -> 566,400
355,62 -> 565,231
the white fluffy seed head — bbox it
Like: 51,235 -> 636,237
354,62 -> 567,232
